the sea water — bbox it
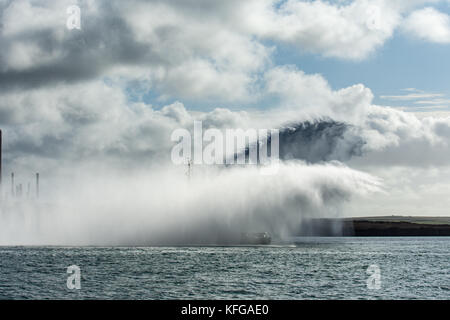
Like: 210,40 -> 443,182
0,237 -> 448,299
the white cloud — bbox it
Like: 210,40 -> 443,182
252,0 -> 402,60
343,165 -> 450,217
2,0 -> 450,233
380,93 -> 445,100
0,0 -> 441,103
2,72 -> 450,175
264,65 -> 373,123
402,7 -> 450,43
380,88 -> 450,111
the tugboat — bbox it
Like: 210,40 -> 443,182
240,232 -> 271,245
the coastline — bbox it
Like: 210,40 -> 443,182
306,216 -> 450,236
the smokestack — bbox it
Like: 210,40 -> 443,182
11,172 -> 14,197
0,129 -> 2,199
36,173 -> 39,199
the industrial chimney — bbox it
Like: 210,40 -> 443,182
36,173 -> 39,199
11,172 -> 14,197
0,129 -> 2,199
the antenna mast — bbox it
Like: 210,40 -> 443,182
186,157 -> 193,179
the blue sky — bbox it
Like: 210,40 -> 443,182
272,1 -> 450,112
132,1 -> 450,113
274,33 -> 450,110
141,30 -> 450,112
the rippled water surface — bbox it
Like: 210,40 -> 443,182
0,237 -> 449,299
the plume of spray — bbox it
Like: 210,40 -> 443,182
0,160 -> 381,246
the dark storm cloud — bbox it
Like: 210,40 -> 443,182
0,0 -> 271,101
277,120 -> 365,163
0,8 -> 167,91
241,119 -> 366,164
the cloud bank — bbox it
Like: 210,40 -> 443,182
1,0 -> 450,244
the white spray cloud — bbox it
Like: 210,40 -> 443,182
1,0 -> 450,245
0,162 -> 381,245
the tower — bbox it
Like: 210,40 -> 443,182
0,129 -> 2,199
11,172 -> 14,197
36,173 -> 39,199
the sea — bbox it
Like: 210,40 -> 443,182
0,237 -> 448,300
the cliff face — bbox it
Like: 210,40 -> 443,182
342,220 -> 450,236
299,217 -> 450,236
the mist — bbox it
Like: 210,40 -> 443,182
0,161 -> 380,246
1,0 -> 450,245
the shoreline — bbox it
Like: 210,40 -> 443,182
305,216 -> 450,236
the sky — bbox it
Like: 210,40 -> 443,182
135,0 -> 450,113
1,0 -> 450,244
